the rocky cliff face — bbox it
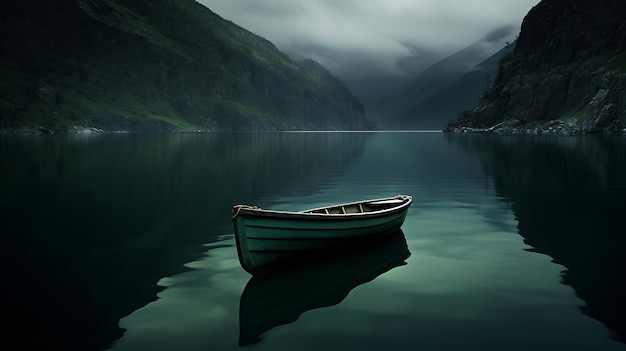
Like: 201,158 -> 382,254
447,0 -> 626,134
0,0 -> 374,132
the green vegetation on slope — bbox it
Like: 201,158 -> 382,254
0,0 -> 374,131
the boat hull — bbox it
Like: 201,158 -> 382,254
232,195 -> 411,275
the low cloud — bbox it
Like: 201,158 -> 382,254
199,0 -> 538,80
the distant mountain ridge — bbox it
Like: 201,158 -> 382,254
374,29 -> 514,130
0,0 -> 375,131
447,0 -> 626,133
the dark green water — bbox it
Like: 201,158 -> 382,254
1,132 -> 625,350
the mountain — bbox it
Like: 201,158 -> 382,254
373,28 -> 515,130
0,0 -> 375,132
447,0 -> 626,133
387,45 -> 511,130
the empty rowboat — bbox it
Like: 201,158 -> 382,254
231,194 -> 412,275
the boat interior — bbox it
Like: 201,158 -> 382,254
303,198 -> 406,215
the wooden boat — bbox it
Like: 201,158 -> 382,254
231,194 -> 412,275
238,229 -> 410,345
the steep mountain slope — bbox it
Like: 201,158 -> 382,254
448,0 -> 626,133
0,0 -> 374,131
387,46 -> 510,130
373,30 -> 513,129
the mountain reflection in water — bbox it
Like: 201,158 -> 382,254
449,134 -> 626,343
4,132 -> 625,350
0,133 -> 370,351
238,230 -> 411,346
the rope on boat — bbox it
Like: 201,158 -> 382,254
231,205 -> 257,220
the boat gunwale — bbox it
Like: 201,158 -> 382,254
234,195 -> 412,221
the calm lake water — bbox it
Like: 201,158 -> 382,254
1,132 -> 625,350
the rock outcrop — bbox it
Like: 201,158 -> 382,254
446,0 -> 626,134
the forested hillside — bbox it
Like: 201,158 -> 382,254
0,0 -> 374,131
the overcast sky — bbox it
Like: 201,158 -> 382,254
197,0 -> 540,104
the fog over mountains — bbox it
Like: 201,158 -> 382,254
199,0 -> 539,128
10,0 -> 617,132
370,28 -> 515,129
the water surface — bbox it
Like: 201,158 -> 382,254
1,132 -> 624,350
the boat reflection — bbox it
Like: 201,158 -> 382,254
238,230 -> 411,346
